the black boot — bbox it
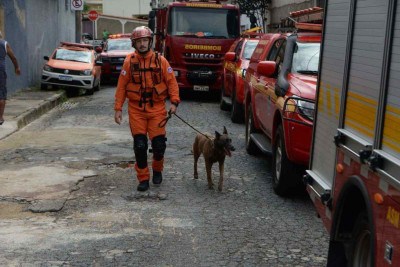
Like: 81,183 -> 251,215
137,180 -> 149,191
152,171 -> 163,185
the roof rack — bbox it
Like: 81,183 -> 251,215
279,6 -> 323,32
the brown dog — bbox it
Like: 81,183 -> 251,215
193,126 -> 235,191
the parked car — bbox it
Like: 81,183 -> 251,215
41,42 -> 102,97
99,34 -> 135,83
221,33 -> 260,123
244,29 -> 321,196
81,33 -> 103,48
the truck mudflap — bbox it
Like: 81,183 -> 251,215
282,96 -> 315,126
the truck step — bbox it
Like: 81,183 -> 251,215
250,133 -> 272,155
222,96 -> 232,106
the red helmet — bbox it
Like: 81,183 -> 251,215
131,26 -> 153,41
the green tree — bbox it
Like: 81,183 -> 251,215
236,0 -> 271,31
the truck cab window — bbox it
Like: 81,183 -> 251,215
168,7 -> 239,39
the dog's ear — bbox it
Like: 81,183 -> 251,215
223,126 -> 228,134
215,131 -> 221,139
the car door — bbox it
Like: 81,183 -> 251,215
225,40 -> 242,96
257,38 -> 286,138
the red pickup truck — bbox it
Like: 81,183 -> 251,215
244,30 -> 321,196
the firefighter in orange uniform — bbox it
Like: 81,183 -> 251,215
114,26 -> 180,192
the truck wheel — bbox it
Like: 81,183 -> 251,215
347,213 -> 373,267
245,104 -> 260,155
272,125 -> 300,196
220,82 -> 230,111
231,89 -> 243,123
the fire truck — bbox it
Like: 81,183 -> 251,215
148,0 -> 240,94
305,1 -> 400,266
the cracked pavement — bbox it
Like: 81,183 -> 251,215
0,86 -> 329,266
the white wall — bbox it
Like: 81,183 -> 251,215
103,0 -> 151,17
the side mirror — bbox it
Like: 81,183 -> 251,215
257,61 -> 276,77
95,60 -> 103,66
44,56 -> 49,61
224,52 -> 236,62
148,11 -> 156,32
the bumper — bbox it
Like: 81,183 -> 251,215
284,120 -> 312,166
174,68 -> 222,91
41,70 -> 95,89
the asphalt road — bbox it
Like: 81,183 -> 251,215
0,86 -> 329,266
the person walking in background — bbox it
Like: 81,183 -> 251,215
0,31 -> 20,125
114,26 -> 180,192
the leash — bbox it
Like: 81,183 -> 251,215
158,111 -> 212,140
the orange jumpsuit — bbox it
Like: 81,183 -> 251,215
114,50 -> 180,182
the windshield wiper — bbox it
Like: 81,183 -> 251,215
296,70 -> 318,75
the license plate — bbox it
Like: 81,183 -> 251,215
116,65 -> 122,70
59,75 -> 73,81
193,85 -> 209,91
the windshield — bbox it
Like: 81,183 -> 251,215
243,40 -> 259,60
291,42 -> 320,74
106,39 -> 135,51
168,7 -> 240,39
54,49 -> 92,63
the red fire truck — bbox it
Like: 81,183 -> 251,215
148,0 -> 240,94
305,1 -> 400,266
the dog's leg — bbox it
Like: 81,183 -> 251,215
205,160 -> 214,189
193,151 -> 200,179
218,159 -> 225,192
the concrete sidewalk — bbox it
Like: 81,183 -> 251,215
0,88 -> 65,140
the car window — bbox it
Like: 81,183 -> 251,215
291,42 -> 320,74
54,49 -> 92,63
243,40 -> 259,60
106,39 -> 135,51
275,41 -> 286,71
235,40 -> 244,56
267,39 -> 284,61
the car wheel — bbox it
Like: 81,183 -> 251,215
272,124 -> 302,196
66,88 -> 80,98
347,213 -> 373,267
220,81 -> 230,111
245,104 -> 260,155
231,88 -> 243,123
40,83 -> 48,90
94,79 -> 100,92
86,88 -> 94,95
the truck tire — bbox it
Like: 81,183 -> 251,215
245,104 -> 260,155
231,88 -> 243,123
272,125 -> 300,196
347,212 -> 373,267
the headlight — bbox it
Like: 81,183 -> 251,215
297,99 -> 315,121
44,65 -> 53,71
81,69 -> 92,76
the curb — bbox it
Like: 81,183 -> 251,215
15,92 -> 66,129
